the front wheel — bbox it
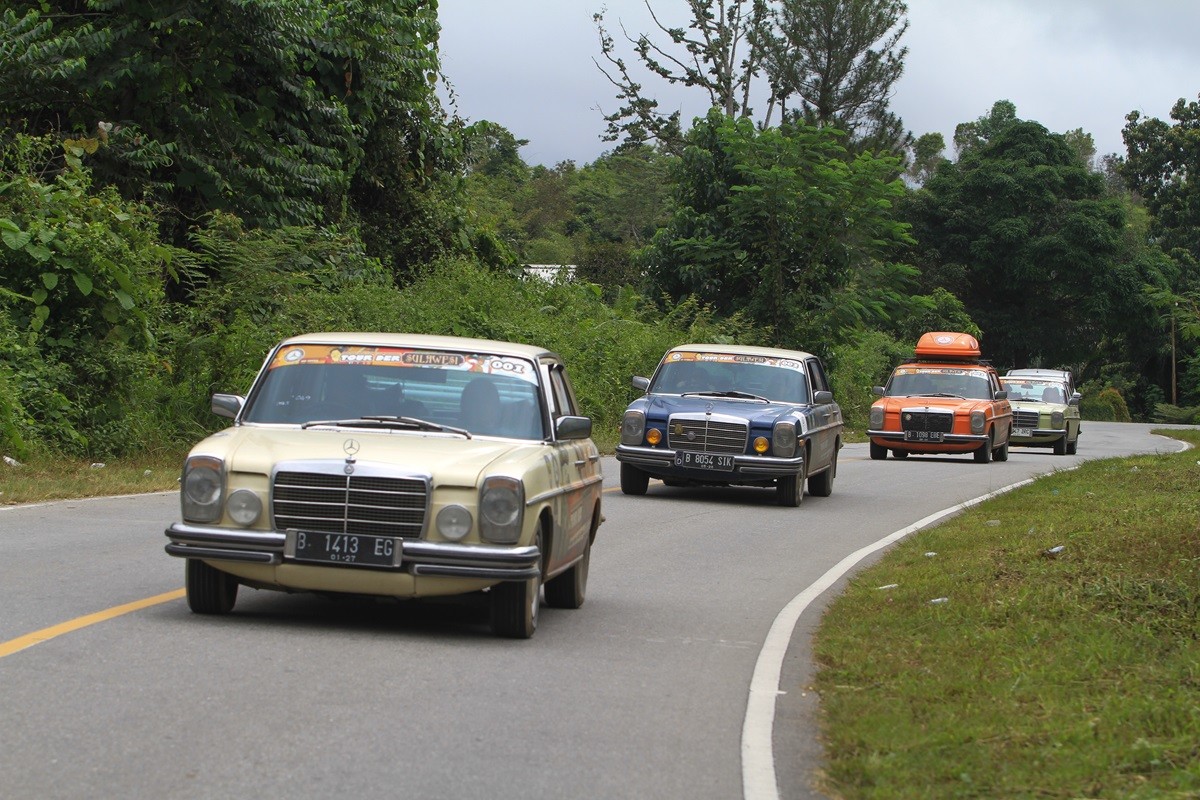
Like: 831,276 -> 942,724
974,433 -> 993,464
491,530 -> 543,638
994,438 -> 1009,462
1053,434 -> 1068,456
1066,435 -> 1078,455
620,462 -> 649,495
185,559 -> 238,615
869,440 -> 888,460
807,443 -> 837,497
777,459 -> 806,507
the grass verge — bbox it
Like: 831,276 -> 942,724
0,449 -> 186,506
812,428 -> 1200,799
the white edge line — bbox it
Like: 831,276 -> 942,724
0,489 -> 175,512
741,434 -> 1195,800
739,475 -> 1041,800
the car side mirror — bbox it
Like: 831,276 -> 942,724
631,375 -> 650,392
1068,393 -> 1081,407
871,386 -> 885,397
813,390 -> 833,404
555,415 -> 593,440
212,393 -> 244,419
993,390 -> 1008,401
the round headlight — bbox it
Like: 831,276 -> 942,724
226,489 -> 262,526
436,505 -> 473,541
620,411 -> 646,446
646,427 -> 662,446
183,465 -> 221,506
753,436 -> 770,454
481,485 -> 521,527
772,422 -> 797,458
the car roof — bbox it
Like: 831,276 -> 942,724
278,332 -> 559,361
667,343 -> 817,360
1007,368 -> 1071,379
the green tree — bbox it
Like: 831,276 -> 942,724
593,0 -> 769,151
1,0 -> 458,266
907,114 -> 1144,369
646,109 -> 914,349
761,0 -> 910,153
1121,95 -> 1200,272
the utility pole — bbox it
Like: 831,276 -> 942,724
1171,305 -> 1178,406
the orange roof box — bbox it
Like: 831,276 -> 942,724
914,331 -> 981,360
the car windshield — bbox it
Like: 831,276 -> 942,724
886,367 -> 994,400
1000,379 -> 1067,404
649,353 -> 810,402
241,344 -> 546,439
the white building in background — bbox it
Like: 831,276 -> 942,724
523,264 -> 576,282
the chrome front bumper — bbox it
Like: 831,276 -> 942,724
614,444 -> 804,478
867,429 -> 989,444
164,523 -> 541,580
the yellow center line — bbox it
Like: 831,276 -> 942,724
4,486 -> 627,659
0,588 -> 185,659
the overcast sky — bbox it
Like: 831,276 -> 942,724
437,1 -> 1200,167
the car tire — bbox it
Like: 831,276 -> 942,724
1067,435 -> 1078,455
869,441 -> 888,460
807,445 -> 837,497
974,434 -> 993,464
491,529 -> 542,638
620,463 -> 649,495
545,539 -> 590,609
777,460 -> 805,507
994,438 -> 1009,462
185,558 -> 238,615
1053,435 -> 1068,456
891,449 -> 909,460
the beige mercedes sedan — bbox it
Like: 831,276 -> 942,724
165,332 -> 603,638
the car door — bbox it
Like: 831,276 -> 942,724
804,357 -> 838,470
542,360 -> 600,571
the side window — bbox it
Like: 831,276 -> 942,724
806,358 -> 830,394
547,363 -> 577,418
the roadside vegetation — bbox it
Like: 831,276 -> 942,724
813,428 -> 1200,798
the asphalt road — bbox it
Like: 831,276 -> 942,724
0,422 -> 1187,800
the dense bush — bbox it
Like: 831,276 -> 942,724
828,329 -> 910,432
0,134 -> 171,456
1151,403 -> 1200,425
1080,386 -> 1132,422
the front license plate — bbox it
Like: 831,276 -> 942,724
903,430 -> 944,443
1013,427 -> 1033,437
674,451 -> 736,471
291,530 -> 401,568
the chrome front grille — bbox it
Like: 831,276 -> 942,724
668,418 -> 747,454
1013,410 -> 1040,428
272,471 -> 428,538
900,411 -> 954,433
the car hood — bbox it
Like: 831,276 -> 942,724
190,425 -> 533,485
873,396 -> 996,413
1010,400 -> 1068,413
636,393 -> 809,422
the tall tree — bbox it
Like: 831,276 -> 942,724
1121,95 -> 1200,272
907,115 -> 1147,370
645,108 -> 914,349
593,0 -> 769,151
760,0 -> 909,152
0,0 -> 459,271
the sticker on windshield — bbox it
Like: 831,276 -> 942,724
267,346 -> 536,383
666,351 -> 805,371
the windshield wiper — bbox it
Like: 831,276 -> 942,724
681,390 -> 769,402
906,392 -> 964,399
301,415 -> 472,438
